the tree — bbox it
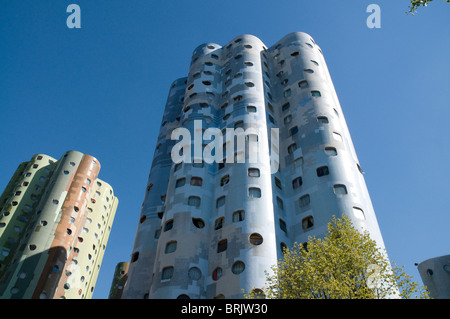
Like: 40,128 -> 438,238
409,0 -> 450,14
245,215 -> 430,299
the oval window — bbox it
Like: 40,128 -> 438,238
232,261 -> 245,275
249,233 -> 263,245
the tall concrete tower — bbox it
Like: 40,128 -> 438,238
120,32 -> 387,299
0,150 -> 118,299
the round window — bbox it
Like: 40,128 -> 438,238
249,233 -> 263,245
188,267 -> 202,281
192,218 -> 205,229
232,261 -> 245,275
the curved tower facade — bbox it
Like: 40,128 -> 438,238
120,32 -> 387,299
418,255 -> 450,298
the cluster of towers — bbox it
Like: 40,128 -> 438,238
8,32 -> 443,300
0,151 -> 117,298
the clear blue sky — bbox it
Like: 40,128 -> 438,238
1,0 -> 449,299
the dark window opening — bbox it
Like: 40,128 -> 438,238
317,166 -> 329,177
217,239 -> 228,253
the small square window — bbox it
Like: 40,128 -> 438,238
299,194 -> 310,209
334,184 -> 348,195
188,196 -> 201,208
217,239 -> 228,253
292,177 -> 303,189
288,143 -> 297,154
248,168 -> 260,177
283,88 -> 291,98
220,175 -> 230,186
274,177 -> 282,189
311,90 -> 321,97
325,147 -> 337,156
248,187 -> 261,198
190,177 -> 203,186
215,217 -> 224,230
165,241 -> 177,254
164,219 -> 174,232
216,196 -> 226,208
247,105 -> 257,113
279,219 -> 287,233
316,166 -> 329,177
298,80 -> 309,88
233,210 -> 245,222
317,116 -> 329,124
175,178 -> 185,188
302,216 -> 314,230
289,126 -> 299,136
161,266 -> 174,280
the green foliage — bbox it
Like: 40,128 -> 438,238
409,0 -> 450,14
244,215 -> 430,299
